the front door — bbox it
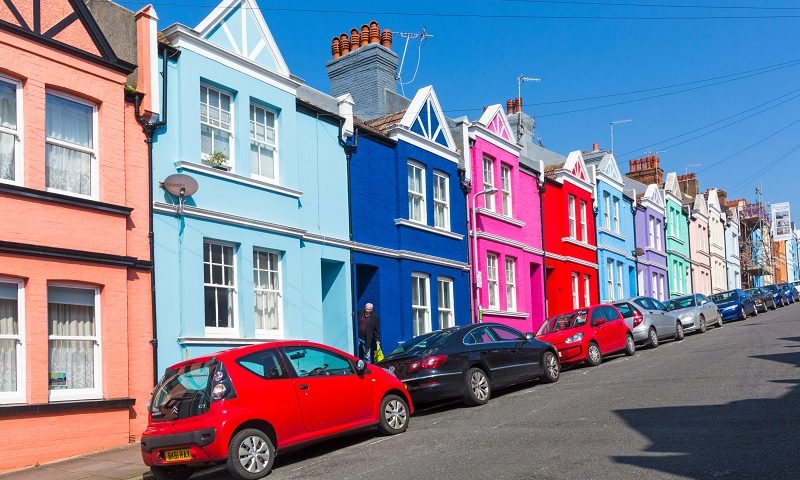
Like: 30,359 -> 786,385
283,346 -> 373,433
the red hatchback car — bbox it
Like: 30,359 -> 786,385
141,341 -> 412,480
535,304 -> 636,366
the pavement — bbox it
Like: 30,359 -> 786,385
3,302 -> 799,480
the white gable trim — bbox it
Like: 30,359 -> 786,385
163,24 -> 300,95
399,85 -> 457,151
478,104 -> 514,142
707,189 -> 722,213
195,0 -> 290,77
468,124 -> 521,156
389,129 -> 461,164
664,172 -> 682,199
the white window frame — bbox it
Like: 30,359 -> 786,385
0,75 -> 23,186
607,259 -> 615,301
483,156 -> 496,211
0,278 -> 25,404
584,275 -> 591,307
407,161 -> 426,224
505,257 -> 517,311
203,240 -> 238,336
411,273 -> 431,337
437,277 -> 455,329
249,103 -> 278,182
637,268 -> 644,295
655,219 -> 662,250
253,248 -> 283,339
571,272 -> 579,309
44,90 -> 99,200
616,262 -> 624,300
580,200 -> 588,242
568,195 -> 577,239
487,253 -> 499,309
47,283 -> 102,402
648,216 -> 655,248
613,197 -> 620,233
658,275 -> 665,301
200,84 -> 234,166
501,165 -> 512,217
433,171 -> 450,231
603,193 -> 611,230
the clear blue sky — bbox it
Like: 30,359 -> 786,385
120,0 -> 800,223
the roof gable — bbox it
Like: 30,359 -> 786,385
400,85 -> 455,150
693,192 -> 708,216
664,172 -> 682,200
707,189 -> 721,212
563,150 -> 589,183
644,184 -> 665,208
599,153 -> 623,185
196,0 -> 289,76
478,104 -> 513,142
0,0 -> 126,69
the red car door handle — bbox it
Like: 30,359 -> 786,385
299,384 -> 309,390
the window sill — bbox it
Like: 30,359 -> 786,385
599,228 -> 626,241
395,219 -> 464,240
175,161 -> 302,199
0,183 -> 132,215
667,235 -> 685,245
475,208 -> 525,227
646,247 -> 667,257
179,336 -> 285,346
481,309 -> 528,319
0,398 -> 134,417
561,237 -> 598,251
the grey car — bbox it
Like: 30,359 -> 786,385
663,294 -> 723,333
613,296 -> 684,348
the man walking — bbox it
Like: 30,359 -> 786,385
357,303 -> 380,363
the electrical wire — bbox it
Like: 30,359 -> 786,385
725,142 -> 800,194
502,0 -> 800,11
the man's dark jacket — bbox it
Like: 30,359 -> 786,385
358,310 -> 380,350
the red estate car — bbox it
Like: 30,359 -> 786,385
141,341 -> 412,480
536,304 -> 636,366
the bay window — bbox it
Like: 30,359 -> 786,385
45,92 -> 97,198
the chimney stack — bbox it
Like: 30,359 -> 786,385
625,154 -> 664,186
515,98 -> 522,113
326,21 -> 399,120
506,99 -> 514,115
677,172 -> 699,199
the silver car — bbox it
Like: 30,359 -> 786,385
613,296 -> 684,348
663,294 -> 722,334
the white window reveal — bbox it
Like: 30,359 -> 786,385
407,162 -> 426,223
571,273 -> 579,309
45,92 -> 97,198
411,274 -> 431,336
437,278 -> 455,329
568,195 -> 576,239
483,156 -> 496,211
583,275 -> 591,307
613,198 -> 620,233
607,259 -> 615,301
603,193 -> 611,230
433,172 -> 450,230
204,241 -> 237,334
487,253 -> 499,309
616,262 -> 624,300
0,280 -> 24,404
580,200 -> 588,242
250,104 -> 277,181
200,85 -> 232,163
505,257 -> 517,311
648,216 -> 655,248
0,77 -> 22,184
501,165 -> 512,217
253,249 -> 282,337
48,285 -> 101,401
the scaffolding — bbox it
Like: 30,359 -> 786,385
733,188 -> 774,288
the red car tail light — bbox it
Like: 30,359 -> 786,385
210,362 -> 236,402
633,310 -> 644,328
408,354 -> 447,373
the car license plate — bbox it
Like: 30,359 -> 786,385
164,448 -> 192,463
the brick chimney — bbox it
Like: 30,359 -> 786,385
626,154 -> 664,186
717,189 -> 728,206
677,172 -> 699,199
326,21 -> 399,120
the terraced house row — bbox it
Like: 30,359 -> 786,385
0,0 -> 793,471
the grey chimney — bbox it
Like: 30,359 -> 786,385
326,23 -> 398,120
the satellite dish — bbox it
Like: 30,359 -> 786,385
634,247 -> 646,257
162,174 -> 198,197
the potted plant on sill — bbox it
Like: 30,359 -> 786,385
203,151 -> 230,171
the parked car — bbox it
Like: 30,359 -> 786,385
763,284 -> 789,307
141,341 -> 412,480
663,294 -> 723,333
379,323 -> 560,407
710,289 -> 757,321
779,283 -> 799,303
536,304 -> 635,367
792,280 -> 800,295
613,296 -> 685,347
745,287 -> 776,312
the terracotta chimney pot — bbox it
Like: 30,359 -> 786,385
380,29 -> 392,48
331,37 -> 341,59
515,98 -> 523,113
360,25 -> 369,46
350,28 -> 360,51
339,33 -> 350,55
592,143 -> 599,152
506,99 -> 514,115
369,21 -> 380,43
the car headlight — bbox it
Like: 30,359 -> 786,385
565,332 -> 584,344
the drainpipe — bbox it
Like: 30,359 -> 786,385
629,192 -> 640,297
337,94 -> 357,355
133,43 -> 180,386
537,162 -> 548,320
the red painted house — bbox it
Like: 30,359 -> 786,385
541,151 -> 599,316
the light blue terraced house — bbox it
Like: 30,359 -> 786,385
584,147 -> 638,302
150,0 -> 354,371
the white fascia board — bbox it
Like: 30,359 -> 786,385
468,124 -> 522,156
389,129 -> 461,164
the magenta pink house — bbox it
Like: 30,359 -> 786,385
463,103 -> 546,331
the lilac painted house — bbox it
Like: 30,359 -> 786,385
624,176 -> 669,301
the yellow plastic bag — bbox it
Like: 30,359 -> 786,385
374,343 -> 384,363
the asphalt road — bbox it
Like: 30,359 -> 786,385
196,303 -> 800,480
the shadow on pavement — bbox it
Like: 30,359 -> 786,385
610,337 -> 800,479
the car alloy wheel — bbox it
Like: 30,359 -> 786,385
541,351 -> 560,383
238,435 -> 271,474
675,322 -> 684,341
587,342 -> 602,366
226,428 -> 275,480
463,367 -> 491,406
648,328 -> 659,348
698,315 -> 707,334
378,394 -> 409,434
624,334 -> 636,356
740,307 -> 747,321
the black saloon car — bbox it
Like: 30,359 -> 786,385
745,287 -> 776,313
378,323 -> 559,407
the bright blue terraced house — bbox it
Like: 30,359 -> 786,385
584,147 -> 638,302
149,0 -> 354,371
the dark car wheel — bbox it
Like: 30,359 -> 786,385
675,322 -> 685,341
648,327 -> 659,348
624,334 -> 636,356
226,428 -> 276,480
378,394 -> 409,435
540,351 -> 560,383
463,367 -> 490,406
739,306 -> 747,321
586,342 -> 603,366
150,467 -> 193,480
698,314 -> 707,334
752,304 -> 759,316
